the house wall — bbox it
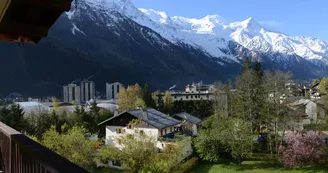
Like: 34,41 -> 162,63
105,125 -> 159,149
180,121 -> 198,135
317,106 -> 327,124
287,118 -> 304,131
305,101 -> 318,124
104,124 -> 193,169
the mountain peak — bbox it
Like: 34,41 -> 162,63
242,17 -> 262,29
76,0 -> 328,66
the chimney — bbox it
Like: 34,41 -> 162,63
114,109 -> 118,117
142,109 -> 148,120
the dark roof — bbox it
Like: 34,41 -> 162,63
174,112 -> 202,124
99,108 -> 181,129
312,82 -> 320,88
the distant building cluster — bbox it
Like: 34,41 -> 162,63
106,82 -> 123,100
166,81 -> 215,101
63,81 -> 123,104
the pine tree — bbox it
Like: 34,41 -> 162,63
242,57 -> 252,73
143,82 -> 156,108
156,91 -> 164,111
8,104 -> 26,131
254,61 -> 264,78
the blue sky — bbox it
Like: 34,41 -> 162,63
132,0 -> 328,41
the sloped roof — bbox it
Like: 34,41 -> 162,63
99,108 -> 181,129
290,99 -> 312,106
127,108 -> 181,129
174,112 -> 202,124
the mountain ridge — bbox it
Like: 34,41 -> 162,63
82,0 -> 328,66
0,0 -> 326,97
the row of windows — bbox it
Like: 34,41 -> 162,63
116,128 -> 144,135
173,95 -> 210,99
160,127 -> 179,136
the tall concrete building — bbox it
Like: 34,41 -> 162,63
63,84 -> 81,104
80,80 -> 95,102
106,82 -> 123,100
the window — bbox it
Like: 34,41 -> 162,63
111,85 -> 115,99
161,129 -> 164,136
186,95 -> 189,99
174,96 -> 177,99
191,95 -> 193,99
117,85 -> 120,94
165,129 -> 167,134
206,95 -> 209,98
170,127 -> 173,132
112,160 -> 122,167
116,128 -> 122,134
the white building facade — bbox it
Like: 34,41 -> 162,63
80,80 -> 95,102
106,82 -> 124,100
98,108 -> 193,169
63,84 -> 80,104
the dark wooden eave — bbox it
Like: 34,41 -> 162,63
0,0 -> 73,43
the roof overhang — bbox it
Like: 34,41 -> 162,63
0,0 -> 72,44
0,0 -> 11,23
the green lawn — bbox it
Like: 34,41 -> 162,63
194,161 -> 328,173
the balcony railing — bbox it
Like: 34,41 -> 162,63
0,121 -> 89,173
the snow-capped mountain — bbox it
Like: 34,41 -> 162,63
76,0 -> 328,66
0,0 -> 326,96
139,8 -> 328,65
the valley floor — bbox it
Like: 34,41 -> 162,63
194,161 -> 328,173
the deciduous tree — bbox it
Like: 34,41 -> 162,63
41,125 -> 97,170
117,84 -> 144,112
318,77 -> 328,94
279,131 -> 325,168
163,91 -> 173,114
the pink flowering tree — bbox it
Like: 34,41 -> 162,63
279,131 -> 325,168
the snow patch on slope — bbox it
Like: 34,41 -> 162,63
71,23 -> 86,35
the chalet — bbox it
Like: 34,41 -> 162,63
98,107 -> 193,169
287,99 -> 328,130
173,112 -> 202,136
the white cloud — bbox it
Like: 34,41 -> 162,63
259,20 -> 283,26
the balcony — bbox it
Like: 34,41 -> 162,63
0,121 -> 89,173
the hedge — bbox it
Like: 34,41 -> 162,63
179,157 -> 200,173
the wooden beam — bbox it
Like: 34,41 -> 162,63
0,20 -> 48,37
0,0 -> 11,22
19,0 -> 72,11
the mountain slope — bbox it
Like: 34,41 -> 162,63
0,1 -> 237,97
0,0 -> 327,97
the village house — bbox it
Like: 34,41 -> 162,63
172,112 -> 202,136
287,99 -> 327,130
98,107 -> 193,169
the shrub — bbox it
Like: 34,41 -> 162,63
279,131 -> 325,168
179,157 -> 200,173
